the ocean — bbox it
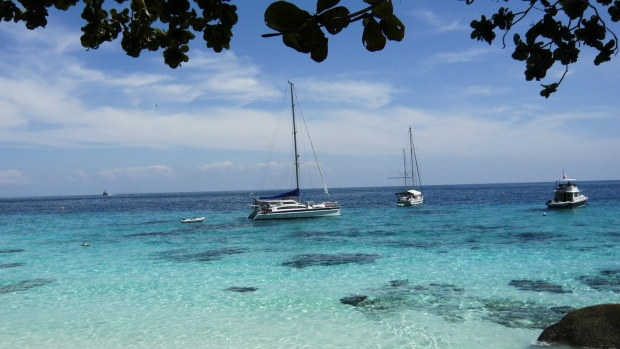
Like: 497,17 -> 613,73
1,181 -> 619,349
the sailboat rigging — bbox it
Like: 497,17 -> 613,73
248,82 -> 341,220
389,127 -> 424,206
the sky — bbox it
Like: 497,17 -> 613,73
0,0 -> 619,198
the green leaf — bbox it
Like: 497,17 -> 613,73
560,0 -> 588,20
317,0 -> 339,14
281,23 -> 326,54
264,1 -> 312,32
317,6 -> 349,35
372,0 -> 393,19
362,16 -> 386,52
380,14 -> 404,41
608,1 -> 620,22
540,83 -> 558,98
310,41 -> 328,62
470,15 -> 496,45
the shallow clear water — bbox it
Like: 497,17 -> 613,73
1,181 -> 619,348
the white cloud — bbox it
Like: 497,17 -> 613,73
411,10 -> 466,36
97,165 -> 176,179
199,161 -> 244,172
449,85 -> 512,96
427,48 -> 490,65
70,170 -> 89,182
0,170 -> 31,185
296,79 -> 396,109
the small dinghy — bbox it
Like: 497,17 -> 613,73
181,217 -> 205,223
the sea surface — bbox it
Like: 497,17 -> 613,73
1,181 -> 619,349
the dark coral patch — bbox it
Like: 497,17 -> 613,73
509,279 -> 573,294
340,295 -> 367,306
483,298 -> 575,329
340,280 -> 574,329
0,263 -> 23,269
0,249 -> 25,254
0,279 -> 55,295
577,269 -> 620,293
341,281 -> 467,322
225,287 -> 258,292
155,248 -> 245,262
388,279 -> 409,288
282,253 -> 380,268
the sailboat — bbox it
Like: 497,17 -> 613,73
248,82 -> 341,220
390,127 -> 424,206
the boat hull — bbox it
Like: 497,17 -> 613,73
397,196 -> 423,207
253,207 -> 340,220
181,217 -> 205,223
546,199 -> 588,209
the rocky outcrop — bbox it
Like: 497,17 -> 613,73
537,304 -> 620,348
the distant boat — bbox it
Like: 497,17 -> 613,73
181,217 -> 205,223
102,190 -> 109,196
546,174 -> 588,208
248,82 -> 340,220
390,127 -> 424,206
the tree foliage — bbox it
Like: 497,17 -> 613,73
1,0 -> 618,97
261,0 -> 405,62
467,0 -> 620,98
0,0 -> 238,68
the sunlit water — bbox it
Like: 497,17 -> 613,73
1,181 -> 619,349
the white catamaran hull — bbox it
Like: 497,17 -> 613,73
253,207 -> 340,220
397,195 -> 424,206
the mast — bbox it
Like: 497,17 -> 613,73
409,127 -> 423,192
289,81 -> 301,202
402,149 -> 408,188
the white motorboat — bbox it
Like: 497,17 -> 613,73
390,127 -> 424,206
181,217 -> 205,223
248,82 -> 340,220
546,175 -> 588,209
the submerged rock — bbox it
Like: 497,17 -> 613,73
0,263 -> 23,269
578,269 -> 620,293
483,299 -> 574,330
509,279 -> 573,294
340,295 -> 367,306
0,279 -> 55,294
154,248 -> 245,262
0,249 -> 24,254
224,287 -> 257,292
537,304 -> 620,348
281,253 -> 380,268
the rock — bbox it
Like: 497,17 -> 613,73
224,287 -> 257,292
537,304 -> 620,348
340,295 -> 367,306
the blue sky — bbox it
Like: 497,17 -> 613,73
1,0 -> 618,197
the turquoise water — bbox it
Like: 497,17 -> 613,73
1,182 -> 619,348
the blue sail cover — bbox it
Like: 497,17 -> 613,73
259,189 -> 299,200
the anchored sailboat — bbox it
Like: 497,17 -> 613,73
248,82 -> 340,220
390,127 -> 424,206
